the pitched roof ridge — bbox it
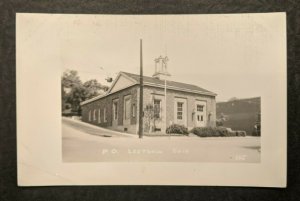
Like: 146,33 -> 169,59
121,71 -> 214,93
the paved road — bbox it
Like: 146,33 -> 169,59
62,118 -> 261,163
62,117 -> 135,138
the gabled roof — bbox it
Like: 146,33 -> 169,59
81,71 -> 216,106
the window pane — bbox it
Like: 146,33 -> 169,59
197,105 -> 204,112
177,102 -> 183,119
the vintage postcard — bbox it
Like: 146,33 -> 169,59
17,13 -> 286,187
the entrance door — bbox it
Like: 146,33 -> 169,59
195,100 -> 206,127
112,99 -> 119,128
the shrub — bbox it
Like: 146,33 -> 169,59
190,127 -> 219,137
190,127 -> 246,137
236,130 -> 247,136
166,124 -> 189,135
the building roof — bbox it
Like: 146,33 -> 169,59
121,71 -> 216,95
81,71 -> 216,106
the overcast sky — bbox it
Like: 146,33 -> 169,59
22,13 -> 285,102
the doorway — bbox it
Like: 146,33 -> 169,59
195,100 -> 206,127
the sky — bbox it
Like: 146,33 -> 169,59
22,13 -> 285,102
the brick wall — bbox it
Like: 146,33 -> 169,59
81,85 -> 138,128
143,86 -> 216,130
81,84 -> 216,133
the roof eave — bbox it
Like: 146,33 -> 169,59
143,82 -> 217,97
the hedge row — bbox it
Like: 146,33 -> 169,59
190,127 -> 246,137
166,124 -> 246,137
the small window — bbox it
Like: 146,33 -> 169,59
154,99 -> 161,118
201,115 -> 203,121
98,108 -> 101,123
103,108 -> 107,122
197,105 -> 204,112
177,102 -> 183,120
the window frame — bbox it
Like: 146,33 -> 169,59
98,108 -> 101,123
177,102 -> 183,120
132,103 -> 136,118
88,110 -> 92,121
124,96 -> 131,120
197,104 -> 204,112
103,107 -> 107,122
113,100 -> 118,120
93,109 -> 97,121
153,99 -> 161,119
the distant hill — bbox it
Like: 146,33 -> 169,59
216,97 -> 261,135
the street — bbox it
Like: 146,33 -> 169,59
62,118 -> 261,163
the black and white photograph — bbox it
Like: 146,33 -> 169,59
61,15 -> 262,163
17,13 -> 286,187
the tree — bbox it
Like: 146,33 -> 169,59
216,113 -> 227,127
61,83 -> 66,112
62,70 -> 110,115
143,104 -> 155,133
83,79 -> 108,100
62,70 -> 82,88
62,70 -> 84,114
143,103 -> 161,133
66,84 -> 86,113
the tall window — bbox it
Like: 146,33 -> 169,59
93,109 -> 96,121
132,103 -> 136,118
113,101 -> 118,120
98,108 -> 101,123
88,110 -> 91,121
177,102 -> 183,120
154,99 -> 161,118
124,98 -> 131,120
103,107 -> 107,122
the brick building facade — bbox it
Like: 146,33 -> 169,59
81,70 -> 217,135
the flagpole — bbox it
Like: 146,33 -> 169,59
138,39 -> 144,138
165,78 -> 168,136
